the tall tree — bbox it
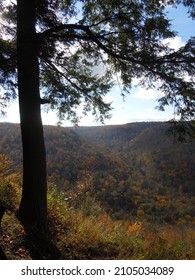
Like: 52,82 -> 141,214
16,0 -> 47,232
0,0 -> 194,232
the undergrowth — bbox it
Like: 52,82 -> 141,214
46,187 -> 195,260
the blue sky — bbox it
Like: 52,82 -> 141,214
1,3 -> 195,126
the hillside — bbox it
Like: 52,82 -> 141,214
73,122 -> 195,194
0,122 -> 195,223
71,122 -> 157,150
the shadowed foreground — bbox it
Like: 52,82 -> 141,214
0,245 -> 7,260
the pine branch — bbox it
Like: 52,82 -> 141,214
39,23 -> 195,67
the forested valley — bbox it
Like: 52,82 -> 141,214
0,122 -> 195,259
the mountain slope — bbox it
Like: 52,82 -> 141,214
74,122 -> 195,187
0,122 -> 195,222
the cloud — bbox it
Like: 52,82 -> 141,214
130,37 -> 186,101
103,94 -> 116,103
132,88 -> 162,100
127,108 -> 175,123
0,100 -> 60,126
0,101 -> 20,123
162,36 -> 185,51
103,107 -> 175,125
41,110 -> 59,126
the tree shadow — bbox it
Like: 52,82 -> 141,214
0,205 -> 8,259
23,229 -> 63,260
0,245 -> 7,260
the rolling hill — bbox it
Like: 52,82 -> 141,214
0,122 -> 195,222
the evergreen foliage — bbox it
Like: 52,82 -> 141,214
0,0 -> 195,124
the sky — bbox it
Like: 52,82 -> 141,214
0,3 -> 195,127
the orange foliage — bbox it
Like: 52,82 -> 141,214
127,221 -> 142,235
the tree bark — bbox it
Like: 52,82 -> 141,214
17,0 -> 48,233
0,205 -> 6,224
0,246 -> 7,260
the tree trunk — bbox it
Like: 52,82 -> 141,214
0,205 -> 7,224
17,0 -> 48,233
0,246 -> 7,260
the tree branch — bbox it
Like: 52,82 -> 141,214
42,56 -> 85,94
42,24 -> 137,63
39,23 -> 195,79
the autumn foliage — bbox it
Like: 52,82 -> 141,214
0,122 -> 195,259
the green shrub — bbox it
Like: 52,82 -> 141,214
0,179 -> 20,210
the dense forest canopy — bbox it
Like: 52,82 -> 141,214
1,122 -> 195,223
